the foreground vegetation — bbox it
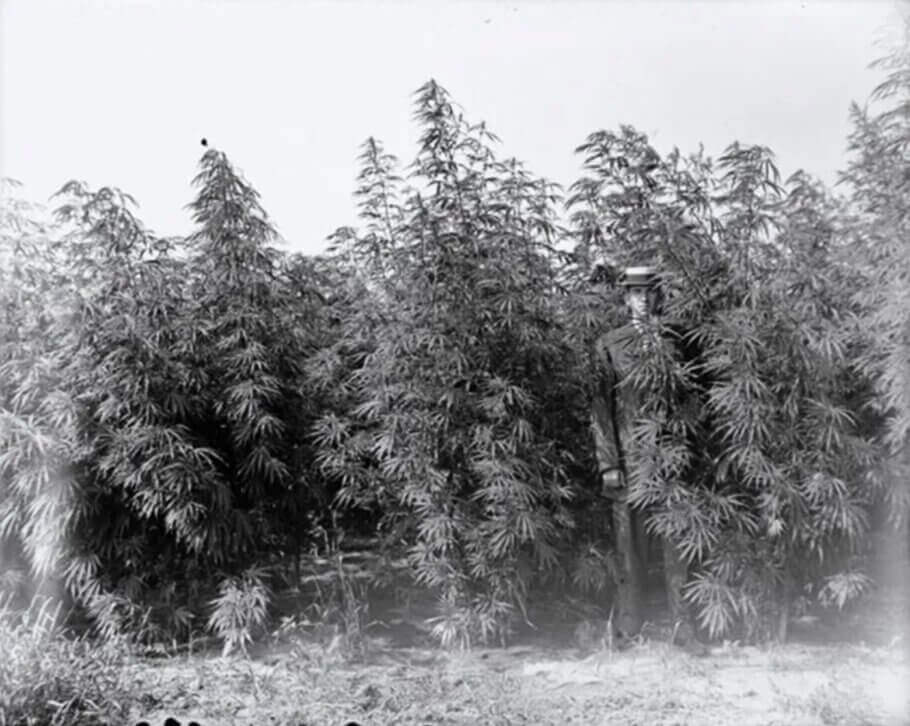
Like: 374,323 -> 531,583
111,641 -> 910,726
2,588 -> 907,726
0,598 -> 132,725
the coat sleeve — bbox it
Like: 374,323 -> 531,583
590,337 -> 624,479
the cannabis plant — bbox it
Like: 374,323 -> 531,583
0,150 -> 329,644
840,26 -> 910,528
566,124 -> 882,640
314,81 -> 585,646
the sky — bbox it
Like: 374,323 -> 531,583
0,0 -> 905,256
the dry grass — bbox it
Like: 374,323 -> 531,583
122,632 -> 908,726
3,590 -> 907,725
0,597 -> 132,726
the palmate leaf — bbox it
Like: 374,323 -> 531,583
818,571 -> 873,610
685,571 -> 738,639
207,566 -> 271,656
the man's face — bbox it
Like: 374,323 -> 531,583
624,286 -> 650,323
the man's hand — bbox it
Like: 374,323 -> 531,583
601,468 -> 625,498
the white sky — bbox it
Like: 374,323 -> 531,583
0,0 -> 904,255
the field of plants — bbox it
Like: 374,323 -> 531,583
1,21 -> 909,726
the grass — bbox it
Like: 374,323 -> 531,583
0,596 -> 132,725
1,595 -> 907,726
115,629 -> 908,725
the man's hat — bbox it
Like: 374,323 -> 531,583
619,266 -> 658,288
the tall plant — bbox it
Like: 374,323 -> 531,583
840,26 -> 910,528
315,81 -> 585,646
0,150 -> 328,642
566,127 -> 881,640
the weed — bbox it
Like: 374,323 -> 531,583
0,595 -> 131,725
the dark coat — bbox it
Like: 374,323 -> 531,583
590,324 -> 642,497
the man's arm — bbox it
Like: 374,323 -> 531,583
590,341 -> 627,498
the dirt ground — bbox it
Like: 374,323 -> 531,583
125,629 -> 908,726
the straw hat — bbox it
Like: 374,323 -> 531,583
619,266 -> 658,289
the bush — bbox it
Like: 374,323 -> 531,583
565,126 -> 886,641
0,150 -> 331,647
0,596 -> 130,725
315,81 -> 584,647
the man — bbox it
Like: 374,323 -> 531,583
590,264 -> 698,647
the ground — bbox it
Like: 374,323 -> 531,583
126,624 -> 908,726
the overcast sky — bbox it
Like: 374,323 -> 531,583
1,0 -> 904,255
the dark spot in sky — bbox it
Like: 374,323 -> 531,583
200,138 -> 208,147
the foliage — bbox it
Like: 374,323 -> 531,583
314,81 -> 587,647
208,565 -> 271,656
840,23 -> 910,526
2,49 -> 907,651
0,596 -> 130,725
817,571 -> 873,612
0,179 -> 82,602
0,152 -> 329,645
565,122 -> 885,639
